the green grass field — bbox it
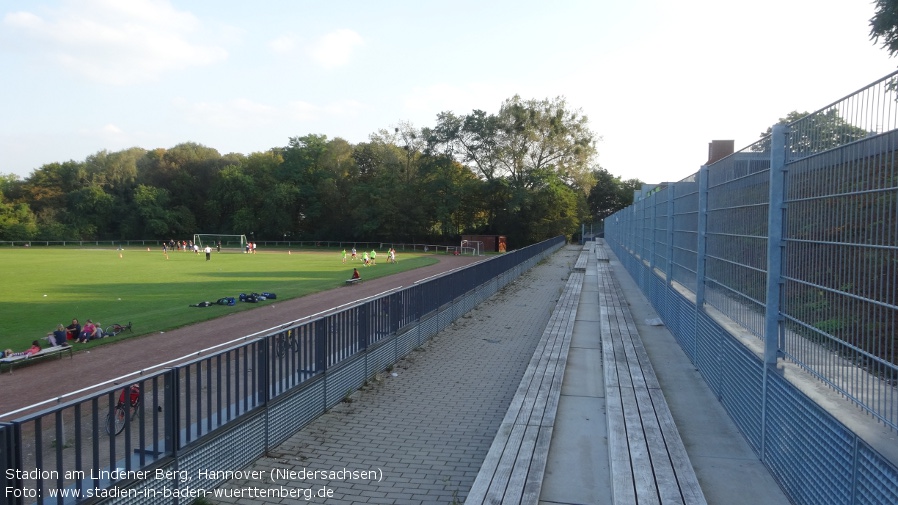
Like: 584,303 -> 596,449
3,247 -> 435,352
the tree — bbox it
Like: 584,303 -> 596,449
494,96 -> 597,191
519,175 -> 581,243
133,184 -> 173,236
756,110 -> 870,154
417,155 -> 483,239
66,185 -> 115,239
315,138 -> 358,238
588,168 -> 641,221
0,194 -> 38,240
393,121 -> 425,185
0,173 -> 21,196
205,164 -> 257,233
348,132 -> 416,240
83,148 -> 143,194
428,97 -> 597,190
426,110 -> 503,182
427,96 -> 598,237
83,148 -> 144,238
870,0 -> 898,57
20,161 -> 85,216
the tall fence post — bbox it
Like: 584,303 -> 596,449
649,193 -> 657,270
11,423 -> 23,505
0,423 -> 19,505
764,125 -> 787,366
255,340 -> 270,453
695,166 -> 709,369
695,166 -> 709,308
761,123 -> 788,462
358,305 -> 369,352
666,182 -> 676,286
164,370 -> 180,456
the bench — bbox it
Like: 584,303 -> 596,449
574,242 -> 592,271
1,345 -> 73,373
597,256 -> 706,505
595,241 -> 610,262
345,278 -> 361,285
465,271 -> 583,505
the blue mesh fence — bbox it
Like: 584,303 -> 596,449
605,70 -> 898,505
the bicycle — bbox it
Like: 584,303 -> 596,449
104,322 -> 132,337
105,384 -> 140,436
275,329 -> 299,357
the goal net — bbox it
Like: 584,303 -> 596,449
193,234 -> 247,252
460,240 -> 484,256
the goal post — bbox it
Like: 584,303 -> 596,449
460,240 -> 483,256
193,234 -> 247,252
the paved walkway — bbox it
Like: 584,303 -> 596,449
212,244 -> 792,504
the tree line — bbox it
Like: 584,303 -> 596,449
0,96 -> 641,247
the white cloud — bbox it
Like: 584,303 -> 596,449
101,123 -> 122,135
306,29 -> 363,69
4,11 -> 41,29
268,35 -> 295,54
320,99 -> 364,117
77,122 -> 125,139
2,0 -> 227,85
67,122 -> 137,156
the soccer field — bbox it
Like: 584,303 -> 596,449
3,247 -> 434,352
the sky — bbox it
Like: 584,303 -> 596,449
1,0 -> 896,184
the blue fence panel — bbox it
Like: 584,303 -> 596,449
695,311 -> 722,396
856,439 -> 898,505
764,372 -> 854,505
652,187 -> 670,275
671,175 -> 699,293
781,131 -> 898,431
704,145 -> 770,339
717,334 -> 763,453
